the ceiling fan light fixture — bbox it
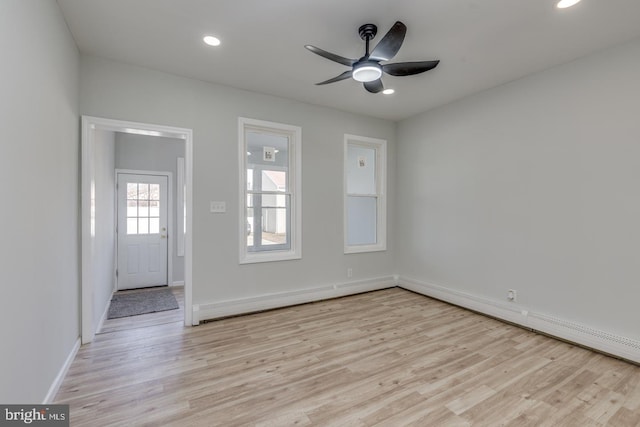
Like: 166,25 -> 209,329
305,21 -> 439,92
556,0 -> 581,9
352,62 -> 382,82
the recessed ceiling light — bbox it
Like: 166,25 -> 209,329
556,0 -> 581,9
203,35 -> 221,47
382,89 -> 395,95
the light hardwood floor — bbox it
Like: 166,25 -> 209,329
99,286 -> 184,334
55,288 -> 640,426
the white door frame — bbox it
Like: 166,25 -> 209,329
116,170 -> 172,290
81,115 -> 194,344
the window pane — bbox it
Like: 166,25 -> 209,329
247,169 -> 254,191
347,196 -> 377,246
247,193 -> 290,251
138,218 -> 149,234
246,131 -> 288,169
127,200 -> 137,217
262,170 -> 287,192
261,206 -> 288,246
127,218 -> 137,234
138,184 -> 150,200
149,217 -> 160,234
127,183 -> 138,200
347,145 -> 376,194
262,192 -> 287,208
149,201 -> 159,217
139,200 -> 149,217
246,210 -> 254,248
149,184 -> 160,200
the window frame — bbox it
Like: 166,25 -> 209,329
344,134 -> 387,254
239,117 -> 302,264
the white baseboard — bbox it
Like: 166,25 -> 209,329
43,337 -> 80,404
171,281 -> 185,287
95,295 -> 112,335
194,276 -> 397,324
399,276 -> 640,364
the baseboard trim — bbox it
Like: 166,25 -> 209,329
43,337 -> 80,404
195,276 -> 396,323
95,295 -> 111,335
399,276 -> 640,364
171,281 -> 185,287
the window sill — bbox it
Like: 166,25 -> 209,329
239,250 -> 302,264
344,244 -> 387,254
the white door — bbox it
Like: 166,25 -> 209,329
117,173 -> 168,290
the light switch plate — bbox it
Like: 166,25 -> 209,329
210,201 -> 226,213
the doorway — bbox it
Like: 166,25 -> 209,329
81,116 -> 193,344
116,172 -> 169,290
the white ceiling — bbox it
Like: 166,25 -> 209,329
56,0 -> 640,121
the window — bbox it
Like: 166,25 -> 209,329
344,134 -> 386,253
239,118 -> 301,263
127,182 -> 161,235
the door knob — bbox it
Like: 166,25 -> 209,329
161,235 -> 167,239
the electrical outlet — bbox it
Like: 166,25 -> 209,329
210,201 -> 226,213
347,268 -> 353,278
507,289 -> 517,302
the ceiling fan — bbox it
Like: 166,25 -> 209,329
305,21 -> 439,93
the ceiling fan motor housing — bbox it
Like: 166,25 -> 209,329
358,24 -> 378,41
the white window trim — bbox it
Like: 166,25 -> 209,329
239,117 -> 302,264
344,134 -> 387,254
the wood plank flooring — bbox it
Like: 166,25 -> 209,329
55,288 -> 640,426
99,286 -> 184,334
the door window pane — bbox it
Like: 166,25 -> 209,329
138,200 -> 149,217
138,218 -> 149,234
139,184 -> 150,200
127,200 -> 137,217
149,201 -> 159,217
125,181 -> 162,235
149,184 -> 160,200
127,218 -> 138,235
127,183 -> 137,199
149,217 -> 160,234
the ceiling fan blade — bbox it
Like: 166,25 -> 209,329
305,45 -> 356,67
383,60 -> 440,76
315,70 -> 353,85
368,21 -> 407,62
364,78 -> 384,93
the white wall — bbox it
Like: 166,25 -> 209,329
397,37 -> 640,343
93,130 -> 116,330
115,132 -> 185,283
0,0 -> 80,402
80,55 -> 396,307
